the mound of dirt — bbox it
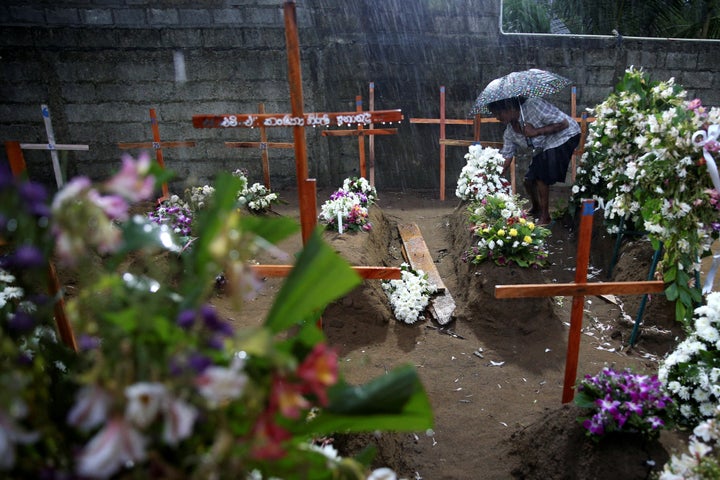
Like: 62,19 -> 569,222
507,404 -> 674,480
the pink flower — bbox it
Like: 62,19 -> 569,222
88,190 -> 129,221
104,153 -> 155,202
67,385 -> 113,432
75,417 -> 147,479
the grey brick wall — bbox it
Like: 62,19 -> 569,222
1,0 -> 719,195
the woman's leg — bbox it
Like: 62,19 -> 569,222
537,180 -> 551,225
523,177 -> 540,214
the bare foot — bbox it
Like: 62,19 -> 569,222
537,216 -> 551,226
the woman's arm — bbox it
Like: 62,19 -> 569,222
522,119 -> 568,138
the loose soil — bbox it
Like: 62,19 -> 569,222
212,186 -> 694,480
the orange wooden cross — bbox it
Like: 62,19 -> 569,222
118,108 -> 196,200
194,2 -> 401,290
321,94 -> 401,182
3,141 -> 78,352
224,103 -> 294,190
494,199 -> 665,403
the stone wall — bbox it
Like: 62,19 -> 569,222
2,0 -> 719,195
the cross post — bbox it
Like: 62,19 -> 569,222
225,103 -> 294,190
3,141 -> 78,352
494,199 -> 665,403
321,95 -> 400,180
118,108 -> 196,200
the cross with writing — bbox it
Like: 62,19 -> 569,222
193,1 -> 402,287
494,199 -> 665,403
118,108 -> 196,200
193,106 -> 402,243
18,104 -> 89,188
322,95 -> 401,181
224,103 -> 294,190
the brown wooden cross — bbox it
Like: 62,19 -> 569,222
410,87 -> 502,200
321,94 -> 401,182
118,108 -> 196,200
225,103 -> 294,190
494,199 -> 665,403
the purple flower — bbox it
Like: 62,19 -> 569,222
18,181 -> 50,217
8,311 -> 35,333
78,334 -> 101,351
583,414 -> 605,436
176,309 -> 196,329
597,395 -> 621,415
188,352 -> 212,373
646,416 -> 664,429
1,245 -> 45,269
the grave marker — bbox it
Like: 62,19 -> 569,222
494,199 -> 664,403
321,95 -> 400,180
18,104 -> 89,188
225,103 -> 294,190
118,108 -> 196,200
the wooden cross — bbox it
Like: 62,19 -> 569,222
3,141 -> 78,352
17,104 -> 89,188
195,2 -> 402,296
321,94 -> 400,183
224,103 -> 294,190
494,199 -> 665,403
410,87 -> 502,200
118,108 -> 196,200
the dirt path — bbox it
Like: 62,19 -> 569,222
215,187 -> 688,479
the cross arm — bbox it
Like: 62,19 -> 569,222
118,141 -> 196,149
495,280 -> 665,299
192,109 -> 404,129
251,264 -> 401,280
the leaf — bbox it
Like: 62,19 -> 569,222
295,365 -> 433,435
264,228 -> 361,334
239,215 -> 299,245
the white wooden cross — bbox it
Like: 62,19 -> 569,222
19,104 -> 89,188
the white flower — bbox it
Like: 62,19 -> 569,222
67,385 -> 113,432
195,356 -> 249,408
383,264 -> 437,324
367,467 -> 397,480
125,382 -> 167,429
163,397 -> 198,446
0,408 -> 39,470
76,418 -> 147,479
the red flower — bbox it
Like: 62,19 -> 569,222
250,411 -> 292,460
270,376 -> 310,420
297,344 -> 338,406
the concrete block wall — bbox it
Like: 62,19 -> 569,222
2,0 -> 719,195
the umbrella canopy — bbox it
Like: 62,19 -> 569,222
470,68 -> 572,115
